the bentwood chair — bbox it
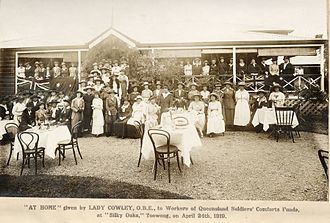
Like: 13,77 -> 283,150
5,122 -> 19,165
56,121 -> 83,165
134,121 -> 144,167
148,129 -> 181,183
318,149 -> 329,181
274,107 -> 296,143
17,132 -> 45,175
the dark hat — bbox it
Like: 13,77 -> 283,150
193,92 -> 202,98
209,92 -> 219,99
270,83 -> 283,92
26,102 -> 34,108
214,83 -> 222,87
48,100 -> 59,104
94,77 -> 103,83
257,89 -> 266,94
135,95 -> 143,101
76,90 -> 83,95
107,89 -> 116,94
283,56 -> 290,60
84,86 -> 95,91
100,66 -> 110,71
31,95 -> 40,99
271,57 -> 277,61
90,69 -> 101,75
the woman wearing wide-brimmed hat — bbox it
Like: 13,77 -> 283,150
222,81 -> 235,126
268,83 -> 285,107
188,92 -> 205,137
91,91 -> 104,137
82,86 -> 94,132
145,95 -> 160,130
234,82 -> 250,126
127,95 -> 146,126
71,90 -> 85,133
104,89 -> 118,136
207,93 -> 225,137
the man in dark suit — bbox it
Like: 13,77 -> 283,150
279,56 -> 295,87
159,85 -> 173,114
18,102 -> 35,132
173,82 -> 187,109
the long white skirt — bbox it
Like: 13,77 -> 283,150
92,109 -> 104,135
234,100 -> 250,126
207,111 -> 225,134
190,110 -> 205,131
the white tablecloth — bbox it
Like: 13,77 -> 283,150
141,124 -> 202,167
252,108 -> 299,131
14,125 -> 71,159
0,120 -> 17,140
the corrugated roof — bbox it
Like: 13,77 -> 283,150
0,23 -> 325,49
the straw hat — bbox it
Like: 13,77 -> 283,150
238,82 -> 246,86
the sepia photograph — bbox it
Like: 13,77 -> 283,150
0,0 -> 329,222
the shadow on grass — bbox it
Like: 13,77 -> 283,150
0,174 -> 192,199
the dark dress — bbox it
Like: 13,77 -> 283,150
113,105 -> 132,138
18,109 -> 35,132
105,96 -> 118,136
83,94 -> 94,131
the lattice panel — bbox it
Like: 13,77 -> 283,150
284,99 -> 328,116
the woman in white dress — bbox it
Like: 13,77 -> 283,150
91,92 -> 104,136
127,96 -> 146,125
188,93 -> 205,137
145,96 -> 160,130
234,82 -> 250,126
207,93 -> 225,137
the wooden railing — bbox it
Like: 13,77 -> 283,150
175,74 -> 322,92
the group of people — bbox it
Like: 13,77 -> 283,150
2,56 -> 290,140
17,61 -> 78,81
180,56 -> 300,89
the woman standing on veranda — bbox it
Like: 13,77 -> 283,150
207,93 -> 225,137
234,82 -> 250,127
188,93 -> 205,137
91,92 -> 104,137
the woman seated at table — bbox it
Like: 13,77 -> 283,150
114,98 -> 132,138
252,90 -> 268,113
91,92 -> 104,137
268,84 -> 285,107
56,100 -> 71,129
126,95 -> 146,138
18,102 -> 35,132
207,93 -> 225,137
145,96 -> 160,130
188,93 -> 205,137
35,103 -> 47,125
